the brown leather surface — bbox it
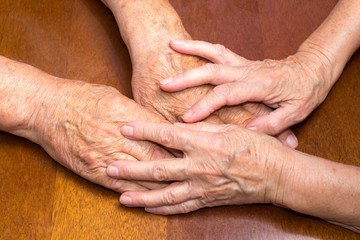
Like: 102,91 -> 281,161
0,0 -> 359,239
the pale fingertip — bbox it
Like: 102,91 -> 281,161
246,119 -> 259,132
107,165 -> 119,177
121,125 -> 134,137
247,126 -> 257,131
286,134 -> 298,149
182,109 -> 193,120
171,39 -> 185,45
120,195 -> 132,206
160,77 -> 173,85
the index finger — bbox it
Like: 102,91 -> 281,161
121,121 -> 200,152
107,159 -> 188,182
160,63 -> 238,92
170,40 -> 248,66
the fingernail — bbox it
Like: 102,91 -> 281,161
174,122 -> 186,128
120,196 -> 132,205
107,166 -> 119,177
286,134 -> 298,148
247,126 -> 257,131
160,77 -> 173,85
183,110 -> 193,120
121,125 -> 133,136
171,39 -> 185,45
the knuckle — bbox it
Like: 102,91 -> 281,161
162,189 -> 176,205
215,44 -> 229,58
267,117 -> 281,134
262,59 -> 274,67
120,164 -> 132,177
212,136 -> 228,152
213,85 -> 230,98
201,97 -> 218,114
205,63 -> 220,75
179,204 -> 192,214
183,158 -> 192,177
152,163 -> 168,181
177,71 -> 187,81
80,150 -> 99,166
262,75 -> 275,89
159,127 -> 175,146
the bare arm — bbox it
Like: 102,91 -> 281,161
102,0 -> 189,65
0,56 -> 172,192
273,148 -> 360,232
298,0 -> 360,87
158,0 -> 360,135
0,56 -> 52,139
107,121 -> 360,232
100,0 -> 298,147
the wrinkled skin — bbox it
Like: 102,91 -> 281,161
131,41 -> 297,147
102,0 -> 297,146
132,47 -> 213,123
160,40 -> 335,136
130,34 -> 255,125
131,38 -> 268,125
114,0 -> 274,126
106,121 -> 285,215
22,76 -> 173,192
106,121 -> 360,233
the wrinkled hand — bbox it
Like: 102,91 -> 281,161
160,40 -> 334,135
29,79 -> 172,192
106,121 -> 286,215
132,45 -> 229,123
131,43 -> 298,148
106,0 -> 297,147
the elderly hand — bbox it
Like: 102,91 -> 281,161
105,121 -> 360,233
106,121 -> 287,214
0,58 -> 173,192
128,19 -> 254,126
104,0 -> 298,147
31,80 -> 175,192
131,39 -> 298,147
160,40 -> 336,135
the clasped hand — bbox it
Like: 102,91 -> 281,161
160,40 -> 334,135
107,121 -> 284,215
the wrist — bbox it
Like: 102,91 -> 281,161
295,0 -> 360,90
0,57 -> 64,142
262,141 -> 298,205
0,58 -> 42,136
106,0 -> 190,63
271,149 -> 360,227
296,41 -> 338,91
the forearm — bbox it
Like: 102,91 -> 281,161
0,56 -> 52,139
271,149 -> 360,231
103,0 -> 190,64
298,0 -> 360,88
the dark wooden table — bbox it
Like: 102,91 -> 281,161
1,0 -> 359,239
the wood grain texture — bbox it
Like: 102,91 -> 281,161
0,0 -> 359,239
0,0 -> 165,239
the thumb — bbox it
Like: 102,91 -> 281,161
246,105 -> 298,138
